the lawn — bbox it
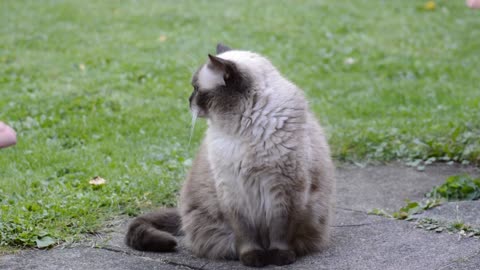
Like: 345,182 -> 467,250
1,0 -> 479,250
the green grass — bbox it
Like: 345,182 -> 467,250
1,0 -> 479,249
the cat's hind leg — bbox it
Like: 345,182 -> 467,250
228,212 -> 270,267
182,208 -> 237,260
291,211 -> 331,256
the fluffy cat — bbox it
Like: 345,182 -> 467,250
126,44 -> 336,267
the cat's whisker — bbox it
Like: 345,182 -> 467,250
188,110 -> 198,148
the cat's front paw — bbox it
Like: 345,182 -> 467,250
267,249 -> 296,266
240,249 -> 268,267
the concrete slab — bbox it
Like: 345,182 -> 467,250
336,163 -> 479,212
413,201 -> 480,226
439,250 -> 480,270
1,164 -> 479,270
102,209 -> 480,270
0,246 -> 190,270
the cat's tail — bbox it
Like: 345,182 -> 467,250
125,208 -> 182,252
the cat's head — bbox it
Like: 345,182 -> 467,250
189,44 -> 270,119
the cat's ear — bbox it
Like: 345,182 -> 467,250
207,54 -> 235,81
208,54 -> 229,70
216,43 -> 231,54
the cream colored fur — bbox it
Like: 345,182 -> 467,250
126,48 -> 336,267
181,50 -> 336,260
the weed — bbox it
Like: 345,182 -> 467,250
427,174 -> 480,201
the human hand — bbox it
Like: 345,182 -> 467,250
0,122 -> 17,148
467,0 -> 480,9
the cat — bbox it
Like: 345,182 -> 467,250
126,44 -> 336,267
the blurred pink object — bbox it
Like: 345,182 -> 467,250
467,0 -> 480,9
0,122 -> 17,148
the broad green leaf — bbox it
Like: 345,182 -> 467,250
36,236 -> 55,248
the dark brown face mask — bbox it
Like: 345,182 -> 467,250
188,44 -> 251,118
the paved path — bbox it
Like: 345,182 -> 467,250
1,164 -> 479,270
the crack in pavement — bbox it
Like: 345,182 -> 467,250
336,206 -> 368,214
335,206 -> 393,227
333,223 -> 378,228
94,245 -> 209,270
332,218 -> 392,228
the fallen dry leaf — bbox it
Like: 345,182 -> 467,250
89,176 -> 106,186
158,35 -> 167,42
424,1 -> 436,11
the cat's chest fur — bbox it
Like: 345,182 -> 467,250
206,129 -> 263,186
205,108 -> 296,182
205,122 -> 300,224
